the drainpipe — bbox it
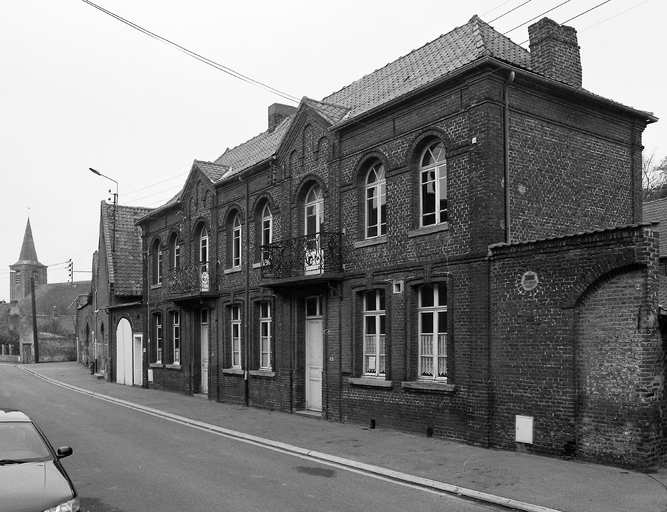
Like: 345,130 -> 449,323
504,71 -> 515,245
239,175 -> 251,407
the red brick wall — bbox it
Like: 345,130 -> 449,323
489,225 -> 663,470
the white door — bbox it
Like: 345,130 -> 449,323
304,185 -> 324,273
305,297 -> 323,411
201,309 -> 209,394
133,334 -> 143,386
116,319 -> 133,386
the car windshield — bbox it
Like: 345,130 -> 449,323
0,422 -> 52,464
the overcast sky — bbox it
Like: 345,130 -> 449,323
0,0 -> 664,302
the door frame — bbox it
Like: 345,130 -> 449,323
305,296 -> 323,412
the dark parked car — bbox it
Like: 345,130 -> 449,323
0,409 -> 78,512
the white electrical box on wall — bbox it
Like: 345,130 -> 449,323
515,415 -> 534,444
148,369 -> 154,383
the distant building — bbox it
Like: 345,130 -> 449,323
10,219 -> 47,302
6,217 -> 89,362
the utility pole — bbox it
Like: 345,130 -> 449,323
31,276 -> 39,363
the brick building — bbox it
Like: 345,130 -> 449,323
78,201 -> 152,383
138,17 -> 663,469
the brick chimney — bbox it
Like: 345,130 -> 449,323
528,18 -> 582,88
268,103 -> 297,132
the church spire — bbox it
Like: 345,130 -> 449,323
15,218 -> 41,265
10,218 -> 47,302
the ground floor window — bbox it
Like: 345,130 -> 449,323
418,283 -> 447,381
154,312 -> 163,364
231,305 -> 241,369
172,311 -> 180,365
259,302 -> 272,370
363,289 -> 386,377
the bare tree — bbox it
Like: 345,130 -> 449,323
643,151 -> 667,202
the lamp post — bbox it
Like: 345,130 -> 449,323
89,167 -> 119,380
89,168 -> 118,252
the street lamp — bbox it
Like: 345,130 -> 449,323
89,168 -> 119,253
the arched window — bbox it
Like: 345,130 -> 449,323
261,203 -> 272,262
420,141 -> 447,227
305,184 -> 323,236
151,239 -> 162,285
232,214 -> 242,268
170,233 -> 180,269
365,162 -> 386,239
199,225 -> 209,292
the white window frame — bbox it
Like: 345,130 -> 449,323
231,305 -> 241,369
232,214 -> 242,268
363,290 -> 386,377
173,238 -> 180,269
418,283 -> 448,382
419,142 -> 447,227
172,311 -> 180,365
199,226 -> 209,274
365,162 -> 386,239
259,302 -> 272,370
155,313 -> 163,364
261,204 -> 273,262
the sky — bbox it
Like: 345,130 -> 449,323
0,0 -> 665,302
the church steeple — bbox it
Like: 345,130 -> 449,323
10,218 -> 47,302
14,218 -> 41,265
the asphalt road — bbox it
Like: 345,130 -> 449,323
1,364 -> 504,512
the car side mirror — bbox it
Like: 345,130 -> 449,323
56,446 -> 73,459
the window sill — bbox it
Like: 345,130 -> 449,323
224,267 -> 242,275
222,368 -> 244,376
252,262 -> 263,269
408,223 -> 449,238
402,381 -> 455,393
354,236 -> 387,249
249,370 -> 276,378
349,377 -> 393,388
150,283 -> 162,289
149,363 -> 163,369
165,364 -> 181,370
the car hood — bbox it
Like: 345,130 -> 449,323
0,461 -> 75,512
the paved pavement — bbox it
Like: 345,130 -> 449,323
14,362 -> 667,512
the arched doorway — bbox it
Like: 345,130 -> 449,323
116,318 -> 133,386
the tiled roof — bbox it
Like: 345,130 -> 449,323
194,160 -> 230,183
210,16 -> 527,176
301,98 -> 350,126
17,282 -> 90,316
643,197 -> 667,256
101,202 -> 153,296
322,16 -> 529,124
213,116 -> 292,176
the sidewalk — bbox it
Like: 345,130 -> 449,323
20,362 -> 667,512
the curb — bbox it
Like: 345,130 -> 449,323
20,365 -> 563,512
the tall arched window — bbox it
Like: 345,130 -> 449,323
232,214 -> 242,268
170,233 -> 180,269
151,239 -> 162,285
420,141 -> 447,227
304,184 -> 324,273
261,203 -> 273,262
305,184 -> 323,236
365,162 -> 386,239
199,226 -> 209,292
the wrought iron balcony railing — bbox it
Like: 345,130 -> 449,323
261,232 -> 343,280
165,262 -> 215,298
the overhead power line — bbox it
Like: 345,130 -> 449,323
504,0 -> 572,35
80,0 -> 300,104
